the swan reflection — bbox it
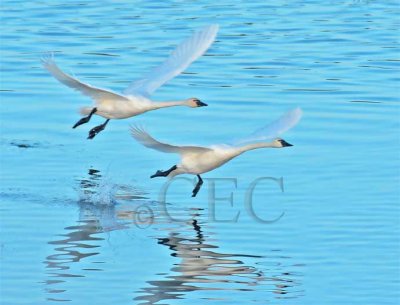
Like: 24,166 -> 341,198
43,168 -> 147,302
135,208 -> 279,304
43,168 -> 303,303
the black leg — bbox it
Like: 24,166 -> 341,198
150,165 -> 177,178
87,119 -> 110,140
73,108 -> 97,129
192,175 -> 203,197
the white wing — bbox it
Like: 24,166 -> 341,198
124,24 -> 219,97
42,56 -> 130,104
130,126 -> 210,154
231,108 -> 303,145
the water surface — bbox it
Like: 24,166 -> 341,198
1,1 -> 399,304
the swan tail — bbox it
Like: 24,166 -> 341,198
79,107 -> 93,116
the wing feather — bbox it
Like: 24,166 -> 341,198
130,126 -> 183,153
231,108 -> 303,145
42,55 -> 130,104
130,126 -> 210,154
124,24 -> 218,97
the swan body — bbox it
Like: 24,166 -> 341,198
175,142 -> 285,176
42,24 -> 218,138
79,98 -> 194,119
131,108 -> 303,197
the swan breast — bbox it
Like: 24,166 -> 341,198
96,96 -> 152,119
180,148 -> 235,174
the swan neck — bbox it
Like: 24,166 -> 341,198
236,142 -> 275,154
151,100 -> 186,109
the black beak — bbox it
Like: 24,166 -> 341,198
281,140 -> 293,147
196,100 -> 208,107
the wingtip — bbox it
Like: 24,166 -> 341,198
207,24 -> 219,36
283,107 -> 303,128
295,106 -> 303,114
130,124 -> 139,136
209,24 -> 219,31
292,107 -> 303,120
130,124 -> 147,138
199,24 -> 219,37
41,52 -> 56,68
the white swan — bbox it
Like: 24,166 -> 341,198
42,25 -> 218,139
131,108 -> 302,197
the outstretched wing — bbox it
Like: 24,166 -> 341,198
124,24 -> 219,97
231,108 -> 303,145
42,55 -> 130,104
130,126 -> 209,154
131,126 -> 183,153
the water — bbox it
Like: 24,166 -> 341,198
1,1 -> 399,304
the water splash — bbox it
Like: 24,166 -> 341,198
76,169 -> 118,206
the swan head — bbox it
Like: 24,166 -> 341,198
185,98 -> 208,108
274,138 -> 293,148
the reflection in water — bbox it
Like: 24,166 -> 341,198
43,168 -> 147,302
134,208 -> 303,304
43,169 -> 303,303
44,220 -> 104,301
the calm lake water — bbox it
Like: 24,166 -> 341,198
1,1 -> 399,304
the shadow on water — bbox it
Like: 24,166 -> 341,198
43,169 -> 303,303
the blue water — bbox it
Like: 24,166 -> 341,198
1,1 -> 399,304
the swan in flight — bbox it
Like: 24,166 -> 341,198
131,108 -> 302,197
42,25 -> 218,139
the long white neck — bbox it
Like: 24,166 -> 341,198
233,141 -> 277,156
149,100 -> 187,110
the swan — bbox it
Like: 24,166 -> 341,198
131,108 -> 302,197
42,25 -> 218,139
